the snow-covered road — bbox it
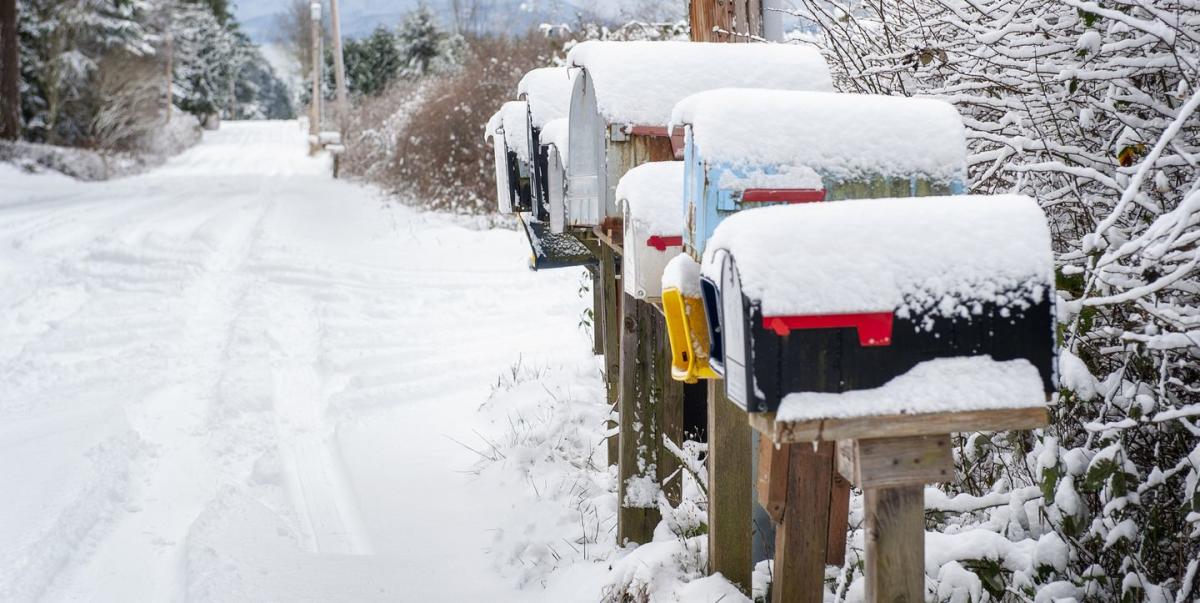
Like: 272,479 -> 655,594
0,122 -> 599,601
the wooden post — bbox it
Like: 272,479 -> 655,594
690,0 -> 764,42
0,0 -> 19,140
707,380 -> 753,592
771,443 -> 834,603
618,295 -> 684,544
308,1 -> 322,155
599,244 -> 621,467
328,0 -> 349,131
864,485 -> 924,602
656,320 -> 685,508
163,31 -> 173,124
849,434 -> 952,603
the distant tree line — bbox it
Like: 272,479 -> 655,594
0,0 -> 293,150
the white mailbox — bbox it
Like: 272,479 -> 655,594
518,68 -> 575,223
564,41 -> 834,229
617,161 -> 685,300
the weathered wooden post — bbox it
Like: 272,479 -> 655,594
308,1 -> 322,155
328,0 -> 348,132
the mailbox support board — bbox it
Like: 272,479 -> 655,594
750,407 -> 1048,603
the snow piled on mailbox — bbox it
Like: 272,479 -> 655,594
671,90 -> 967,184
540,118 -> 569,163
567,41 -> 833,126
616,161 -> 685,236
702,195 -> 1054,319
518,67 -> 575,128
776,356 -> 1047,421
663,254 -> 702,298
498,100 -> 531,162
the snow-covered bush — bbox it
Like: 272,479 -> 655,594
788,0 -> 1199,599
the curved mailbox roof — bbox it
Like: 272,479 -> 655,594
566,41 -> 833,126
540,118 -> 569,163
518,67 -> 576,129
701,195 -> 1054,319
616,161 -> 685,237
672,90 -> 968,185
491,100 -> 531,162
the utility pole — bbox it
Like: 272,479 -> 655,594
328,0 -> 348,133
309,0 -> 322,154
0,0 -> 20,141
164,31 -> 174,124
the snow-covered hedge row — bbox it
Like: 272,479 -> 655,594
786,0 -> 1200,600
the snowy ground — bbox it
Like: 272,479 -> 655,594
0,121 -> 613,601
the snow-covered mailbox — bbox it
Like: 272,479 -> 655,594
666,90 -> 970,383
518,68 -> 575,223
485,101 -> 532,214
702,195 -> 1057,415
562,41 -> 833,232
672,90 -> 969,260
712,196 -> 1057,603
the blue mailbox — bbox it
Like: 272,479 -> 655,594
671,90 -> 970,260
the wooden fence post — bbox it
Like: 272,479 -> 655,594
617,296 -> 684,544
707,381 -> 753,591
599,245 -> 621,467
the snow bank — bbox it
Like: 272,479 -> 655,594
616,161 -> 685,235
567,41 -> 833,126
672,89 -> 967,183
702,195 -> 1054,318
776,356 -> 1047,421
518,67 -> 575,129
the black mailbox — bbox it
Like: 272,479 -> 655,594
701,195 -> 1057,413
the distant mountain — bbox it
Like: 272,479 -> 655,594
233,0 -> 682,44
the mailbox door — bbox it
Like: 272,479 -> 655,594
701,276 -> 724,374
547,146 -> 567,233
493,137 -> 513,214
719,255 -> 753,410
567,72 -> 605,226
530,127 -> 548,218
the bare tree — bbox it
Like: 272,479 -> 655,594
0,0 -> 19,140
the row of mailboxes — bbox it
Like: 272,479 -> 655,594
696,196 -> 1058,413
562,41 -> 834,231
661,90 -> 973,382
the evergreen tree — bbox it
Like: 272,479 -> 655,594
394,5 -> 463,79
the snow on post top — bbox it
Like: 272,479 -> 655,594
662,253 -> 702,298
671,89 -> 968,183
566,41 -> 833,126
616,161 -> 685,236
496,100 -> 531,162
518,68 -> 575,128
541,118 -> 569,163
776,356 -> 1048,422
702,195 -> 1053,318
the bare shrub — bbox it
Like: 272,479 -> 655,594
341,33 -> 559,215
